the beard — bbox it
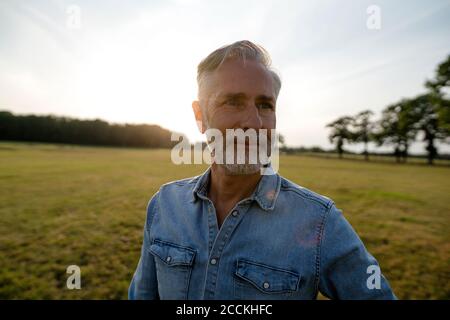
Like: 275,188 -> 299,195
204,125 -> 274,176
221,142 -> 261,175
214,142 -> 269,175
221,163 -> 261,175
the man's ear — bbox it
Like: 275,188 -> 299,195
192,100 -> 207,134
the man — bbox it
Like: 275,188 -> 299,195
129,40 -> 396,299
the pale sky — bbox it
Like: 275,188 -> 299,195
1,0 -> 449,154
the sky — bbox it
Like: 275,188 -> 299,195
1,0 -> 449,154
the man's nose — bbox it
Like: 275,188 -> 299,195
241,104 -> 263,130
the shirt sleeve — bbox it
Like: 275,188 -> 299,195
318,203 -> 396,300
128,192 -> 160,300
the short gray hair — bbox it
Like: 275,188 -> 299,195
196,40 -> 282,102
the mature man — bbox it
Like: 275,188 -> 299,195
129,40 -> 396,299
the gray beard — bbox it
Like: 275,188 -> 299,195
221,163 -> 261,175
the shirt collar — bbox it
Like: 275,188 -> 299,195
191,166 -> 281,212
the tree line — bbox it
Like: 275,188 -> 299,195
0,111 -> 184,149
326,55 -> 449,165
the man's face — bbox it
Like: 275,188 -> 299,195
203,58 -> 276,133
198,60 -> 276,174
193,58 -> 277,174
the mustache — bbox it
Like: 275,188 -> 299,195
204,128 -> 277,150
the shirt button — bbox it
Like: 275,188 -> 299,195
231,210 -> 238,217
166,256 -> 172,263
263,282 -> 270,289
210,258 -> 217,265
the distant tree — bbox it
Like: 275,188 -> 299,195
277,133 -> 286,150
326,116 -> 353,159
0,111 -> 180,149
407,93 -> 449,164
415,55 -> 450,164
426,54 -> 450,141
376,100 -> 418,163
351,110 -> 375,161
426,54 -> 450,95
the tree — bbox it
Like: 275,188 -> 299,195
410,93 -> 448,165
278,133 -> 286,150
0,110 -> 179,149
426,54 -> 450,95
326,116 -> 353,159
352,110 -> 375,161
425,54 -> 450,148
376,100 -> 418,163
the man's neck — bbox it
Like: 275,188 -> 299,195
207,164 -> 262,227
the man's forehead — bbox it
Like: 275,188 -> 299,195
215,91 -> 275,102
206,59 -> 276,99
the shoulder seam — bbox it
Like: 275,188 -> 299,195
281,185 -> 331,209
147,191 -> 160,241
161,175 -> 200,188
314,202 -> 335,296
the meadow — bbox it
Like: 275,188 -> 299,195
0,142 -> 449,299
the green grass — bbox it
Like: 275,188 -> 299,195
0,142 -> 449,299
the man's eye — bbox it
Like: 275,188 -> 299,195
257,103 -> 274,110
225,99 -> 241,106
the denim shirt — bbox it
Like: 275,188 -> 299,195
129,168 -> 396,300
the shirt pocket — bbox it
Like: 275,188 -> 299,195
149,239 -> 196,299
233,258 -> 301,300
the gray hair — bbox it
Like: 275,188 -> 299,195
196,40 -> 282,102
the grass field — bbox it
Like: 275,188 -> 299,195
0,141 -> 449,299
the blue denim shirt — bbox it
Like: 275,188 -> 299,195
129,168 -> 396,300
